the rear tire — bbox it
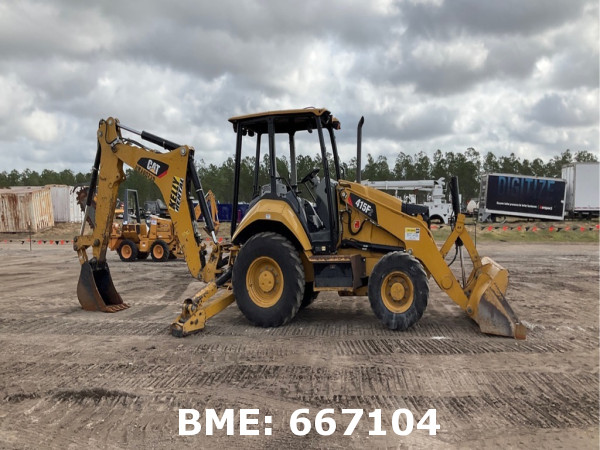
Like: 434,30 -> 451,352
368,251 -> 429,330
233,232 -> 304,327
118,239 -> 138,262
150,240 -> 170,262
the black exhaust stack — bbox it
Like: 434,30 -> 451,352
356,116 -> 364,183
450,176 -> 463,246
450,176 -> 461,217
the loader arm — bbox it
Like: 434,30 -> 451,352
339,180 -> 526,339
74,117 -> 228,313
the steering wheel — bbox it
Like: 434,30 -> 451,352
300,168 -> 320,184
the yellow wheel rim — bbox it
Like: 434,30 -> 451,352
153,245 -> 164,259
246,256 -> 284,308
381,271 -> 413,313
121,244 -> 133,259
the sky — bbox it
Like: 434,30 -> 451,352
0,0 -> 598,174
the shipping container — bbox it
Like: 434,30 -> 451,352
217,203 -> 233,222
478,173 -> 566,222
48,185 -> 84,223
561,162 -> 600,217
0,186 -> 55,232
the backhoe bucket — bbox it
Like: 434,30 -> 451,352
77,261 -> 129,312
468,257 -> 526,339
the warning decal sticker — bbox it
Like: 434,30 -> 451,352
405,227 -> 420,241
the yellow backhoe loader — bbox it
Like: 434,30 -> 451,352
194,190 -> 220,236
74,109 -> 526,339
108,189 -> 180,262
77,187 -> 220,263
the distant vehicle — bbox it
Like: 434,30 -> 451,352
466,199 -> 478,216
110,189 -> 181,262
478,173 -> 566,222
143,198 -> 169,218
561,162 -> 600,218
362,178 -> 454,224
115,199 -> 124,219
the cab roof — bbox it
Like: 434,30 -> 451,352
228,107 -> 339,134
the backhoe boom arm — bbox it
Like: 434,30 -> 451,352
74,118 -> 227,314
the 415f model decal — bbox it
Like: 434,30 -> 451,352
349,193 -> 377,222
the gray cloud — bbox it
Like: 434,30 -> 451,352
0,0 -> 597,175
529,91 -> 599,127
402,0 -> 589,38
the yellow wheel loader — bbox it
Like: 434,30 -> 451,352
74,109 -> 525,339
111,189 -> 220,262
77,187 -> 220,263
108,189 -> 179,262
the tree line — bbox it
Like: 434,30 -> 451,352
1,149 -> 596,204
0,168 -> 91,188
196,148 -> 597,203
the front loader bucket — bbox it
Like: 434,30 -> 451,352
77,261 -> 129,312
468,257 -> 526,339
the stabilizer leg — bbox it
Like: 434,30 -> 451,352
170,269 -> 234,337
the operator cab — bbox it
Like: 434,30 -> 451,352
229,108 -> 342,253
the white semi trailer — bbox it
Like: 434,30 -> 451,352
561,162 -> 600,218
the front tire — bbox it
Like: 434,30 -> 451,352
368,251 -> 429,330
233,232 -> 304,327
118,239 -> 138,262
150,240 -> 170,262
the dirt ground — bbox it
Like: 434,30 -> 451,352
0,238 -> 598,449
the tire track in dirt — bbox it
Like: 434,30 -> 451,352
1,311 -> 596,354
334,334 -> 596,355
5,359 -> 597,418
0,317 -> 170,336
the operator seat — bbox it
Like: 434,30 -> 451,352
301,199 -> 324,232
249,181 -> 315,232
248,180 -> 287,209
